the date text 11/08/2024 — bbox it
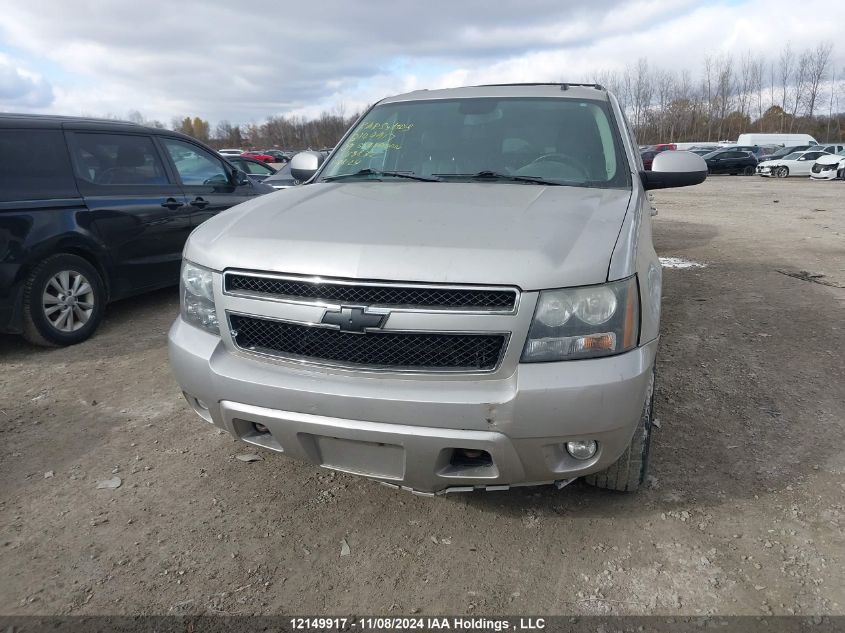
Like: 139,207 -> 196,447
290,618 -> 547,631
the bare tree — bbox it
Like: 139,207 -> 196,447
788,51 -> 811,129
804,42 -> 834,118
778,43 -> 794,131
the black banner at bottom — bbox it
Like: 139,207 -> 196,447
0,616 -> 842,633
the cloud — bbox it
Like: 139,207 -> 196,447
0,0 -> 842,124
0,56 -> 54,109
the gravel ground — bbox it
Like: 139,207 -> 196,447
1,176 -> 843,616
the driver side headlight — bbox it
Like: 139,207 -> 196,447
521,276 -> 639,362
180,261 -> 219,335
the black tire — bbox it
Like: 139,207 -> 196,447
584,365 -> 655,492
22,253 -> 106,347
775,166 -> 789,178
743,166 -> 755,176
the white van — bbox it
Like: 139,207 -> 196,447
735,133 -> 817,147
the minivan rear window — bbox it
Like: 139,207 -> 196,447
70,133 -> 169,186
0,129 -> 79,202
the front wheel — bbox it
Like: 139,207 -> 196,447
775,166 -> 789,178
22,254 -> 106,347
743,166 -> 755,176
584,365 -> 655,492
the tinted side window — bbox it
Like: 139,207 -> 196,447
162,138 -> 228,185
0,129 -> 78,202
70,133 -> 169,186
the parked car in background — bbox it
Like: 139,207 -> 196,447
654,143 -> 676,152
718,144 -> 766,157
756,150 -> 830,178
218,148 -> 244,156
764,145 -> 814,160
169,83 -> 708,495
640,149 -> 657,170
702,149 -> 758,175
810,150 -> 845,181
816,143 -> 845,155
226,155 -> 278,183
736,133 -> 817,147
242,151 -> 274,163
689,148 -> 717,156
263,150 -> 291,163
0,114 -> 273,346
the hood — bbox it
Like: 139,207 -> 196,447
815,154 -> 844,165
758,159 -> 789,167
186,182 -> 633,290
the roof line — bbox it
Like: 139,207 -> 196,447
474,82 -> 605,91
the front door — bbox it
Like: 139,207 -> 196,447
67,131 -> 190,297
157,137 -> 258,227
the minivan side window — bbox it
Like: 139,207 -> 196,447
0,129 -> 78,202
162,138 -> 229,185
70,133 -> 169,186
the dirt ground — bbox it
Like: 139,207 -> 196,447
1,176 -> 843,616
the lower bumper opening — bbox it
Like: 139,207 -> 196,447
438,448 -> 499,479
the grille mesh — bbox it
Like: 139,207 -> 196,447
225,274 -> 516,311
229,314 -> 506,371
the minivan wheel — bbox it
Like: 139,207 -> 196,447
583,365 -> 655,492
23,254 -> 105,347
775,166 -> 789,178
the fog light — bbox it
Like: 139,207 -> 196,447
253,423 -> 269,435
566,440 -> 597,460
195,398 -> 209,411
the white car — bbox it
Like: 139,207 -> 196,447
810,150 -> 845,181
756,149 -> 830,178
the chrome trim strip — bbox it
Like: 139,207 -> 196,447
226,310 -> 511,375
222,270 -> 521,315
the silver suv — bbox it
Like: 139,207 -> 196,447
168,84 -> 706,495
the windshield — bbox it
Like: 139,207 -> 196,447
318,97 -> 630,188
783,152 -> 801,160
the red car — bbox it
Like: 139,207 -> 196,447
242,151 -> 274,163
654,143 -> 676,152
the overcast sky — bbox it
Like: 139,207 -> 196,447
1,0 -> 843,125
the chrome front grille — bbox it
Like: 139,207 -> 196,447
228,314 -> 508,372
224,272 -> 518,312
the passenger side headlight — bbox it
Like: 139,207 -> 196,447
180,261 -> 219,335
521,276 -> 639,362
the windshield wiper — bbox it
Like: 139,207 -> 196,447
322,169 -> 440,182
434,171 -> 563,186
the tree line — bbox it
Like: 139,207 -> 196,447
591,43 -> 842,144
169,106 -> 360,151
134,43 -> 844,150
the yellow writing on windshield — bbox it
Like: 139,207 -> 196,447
337,122 -> 414,168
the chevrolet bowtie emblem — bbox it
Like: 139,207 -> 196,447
321,306 -> 387,333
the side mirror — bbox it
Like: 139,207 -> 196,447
290,151 -> 325,182
230,169 -> 250,186
641,150 -> 707,190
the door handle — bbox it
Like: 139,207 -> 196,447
160,198 -> 184,210
190,197 -> 210,209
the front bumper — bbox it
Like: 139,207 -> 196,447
169,318 -> 658,494
810,168 -> 839,180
